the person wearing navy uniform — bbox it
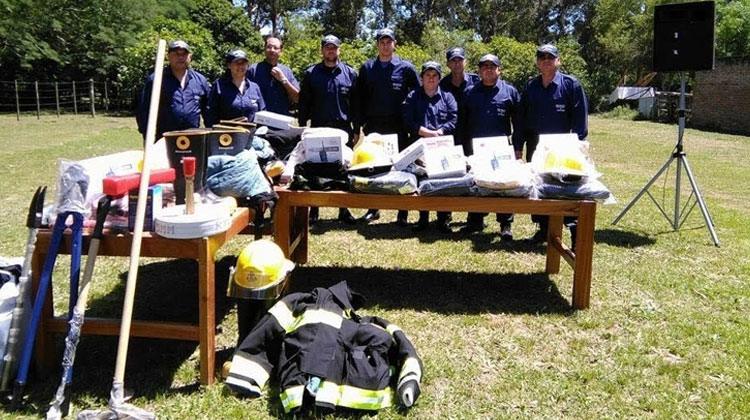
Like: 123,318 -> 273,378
403,61 -> 458,232
439,47 -> 480,109
355,28 -> 420,224
205,49 -> 265,127
246,36 -> 299,116
459,54 -> 521,240
519,44 -> 589,247
136,40 -> 209,141
298,34 -> 359,225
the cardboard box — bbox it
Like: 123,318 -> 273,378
303,131 -> 346,163
128,185 -> 163,232
253,111 -> 295,130
422,135 -> 455,150
472,136 -> 514,159
424,145 -> 466,179
393,140 -> 425,171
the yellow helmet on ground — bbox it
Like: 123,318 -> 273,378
234,240 -> 285,289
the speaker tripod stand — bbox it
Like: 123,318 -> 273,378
612,72 -> 720,247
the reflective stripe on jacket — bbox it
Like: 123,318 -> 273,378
226,281 -> 423,413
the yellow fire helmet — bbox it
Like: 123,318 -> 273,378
233,240 -> 286,289
349,141 -> 391,173
543,148 -> 586,175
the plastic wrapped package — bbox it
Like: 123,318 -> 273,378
418,173 -> 475,196
349,171 -> 418,195
469,155 -> 534,191
530,133 -> 600,182
536,178 -> 615,203
472,184 -> 536,198
53,159 -> 90,216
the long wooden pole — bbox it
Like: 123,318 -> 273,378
110,39 -> 166,407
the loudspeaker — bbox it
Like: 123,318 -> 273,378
653,1 -> 715,72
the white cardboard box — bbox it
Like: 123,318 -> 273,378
253,111 -> 295,130
393,140 -> 425,170
422,135 -> 455,150
472,136 -> 514,159
303,132 -> 345,163
424,145 -> 466,179
379,134 -> 399,157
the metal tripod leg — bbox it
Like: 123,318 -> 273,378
611,153 -> 676,225
679,154 -> 720,246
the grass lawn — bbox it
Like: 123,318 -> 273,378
0,113 -> 748,419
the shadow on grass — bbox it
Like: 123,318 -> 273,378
595,228 -> 656,248
289,266 -> 572,316
13,256 -> 238,415
311,219 -> 547,254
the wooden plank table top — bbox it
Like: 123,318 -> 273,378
273,189 -> 596,310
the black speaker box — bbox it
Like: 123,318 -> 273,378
653,1 -> 715,72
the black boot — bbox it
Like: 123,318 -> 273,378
338,208 -> 356,224
360,209 -> 380,223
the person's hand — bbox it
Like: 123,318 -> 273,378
515,150 -> 523,160
270,67 -> 287,84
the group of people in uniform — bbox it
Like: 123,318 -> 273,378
136,29 -> 588,245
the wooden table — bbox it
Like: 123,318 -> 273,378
31,207 -> 252,386
274,190 -> 596,309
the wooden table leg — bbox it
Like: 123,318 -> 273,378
546,215 -> 563,274
572,202 -> 596,309
31,249 -> 55,374
274,193 -> 292,260
293,206 -> 309,264
198,238 -> 215,385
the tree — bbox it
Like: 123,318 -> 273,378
238,0 -> 310,34
191,0 -> 263,56
715,0 -> 750,58
0,0 -> 154,81
315,0 -> 367,40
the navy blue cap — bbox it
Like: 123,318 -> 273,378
321,34 -> 341,48
225,49 -> 248,63
536,44 -> 559,58
168,40 -> 191,53
421,61 -> 442,77
376,28 -> 396,41
478,54 -> 500,67
446,47 -> 465,61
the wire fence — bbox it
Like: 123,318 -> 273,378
0,79 -> 133,120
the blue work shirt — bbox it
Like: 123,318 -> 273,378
298,61 -> 359,128
520,71 -> 588,151
136,66 -> 209,140
439,72 -> 479,107
460,79 -> 522,155
246,61 -> 298,115
205,76 -> 265,127
402,87 -> 458,142
356,55 -> 420,125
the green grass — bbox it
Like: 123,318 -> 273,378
0,114 -> 749,419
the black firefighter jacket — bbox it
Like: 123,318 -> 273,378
226,281 -> 423,413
